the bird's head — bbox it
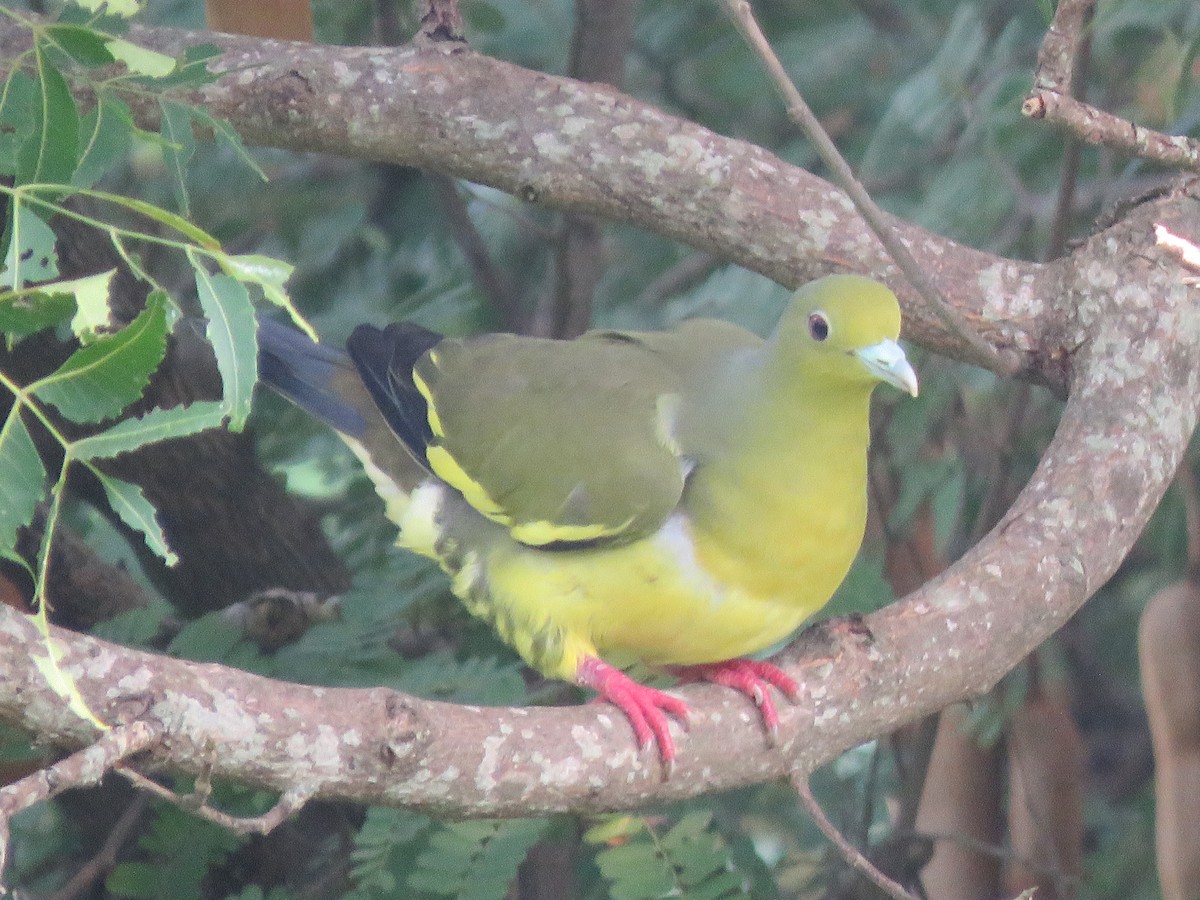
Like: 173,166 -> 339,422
773,274 -> 918,398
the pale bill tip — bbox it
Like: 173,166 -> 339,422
855,339 -> 919,397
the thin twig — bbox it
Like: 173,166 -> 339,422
1024,0 -> 1200,172
46,795 -> 150,900
637,251 -> 721,308
720,0 -> 1018,376
533,0 -> 634,338
790,772 -> 920,900
115,766 -> 314,836
912,828 -> 1077,886
0,721 -> 164,887
429,174 -> 524,331
1044,2 -> 1092,260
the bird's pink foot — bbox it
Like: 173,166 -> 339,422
671,658 -> 799,738
577,657 -> 690,767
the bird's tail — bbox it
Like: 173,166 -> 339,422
257,316 -> 369,438
257,316 -> 435,527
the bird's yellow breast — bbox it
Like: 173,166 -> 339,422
477,499 -> 865,681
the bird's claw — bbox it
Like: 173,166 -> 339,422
578,657 -> 690,770
672,658 -> 799,740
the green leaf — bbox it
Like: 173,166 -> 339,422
686,870 -> 744,900
72,401 -> 225,460
18,50 -> 79,186
105,37 -> 176,77
158,99 -> 195,215
185,107 -> 266,182
1,205 -> 59,289
458,819 -> 548,900
133,44 -> 222,91
45,24 -> 117,67
0,289 -> 75,340
106,861 -> 158,898
0,414 -> 46,559
0,70 -> 37,176
31,292 -> 168,424
83,188 -> 221,249
221,254 -> 295,308
166,611 -> 247,663
30,638 -> 108,730
408,820 -> 549,900
66,269 -> 118,341
94,470 -> 177,565
193,267 -> 256,431
73,94 -> 134,188
931,460 -> 966,557
69,0 -> 143,17
464,2 -> 507,33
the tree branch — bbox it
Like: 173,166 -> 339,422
791,773 -> 920,900
1023,0 -> 1200,171
0,721 -> 164,883
0,20 -> 1051,383
720,0 -> 1020,376
0,15 -> 1197,839
1,182 -> 1196,817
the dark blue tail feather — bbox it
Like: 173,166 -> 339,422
257,316 -> 368,438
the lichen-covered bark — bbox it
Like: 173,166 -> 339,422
0,23 -> 1051,384
0,21 -> 1197,817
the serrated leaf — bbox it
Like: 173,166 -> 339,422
73,94 -> 133,188
158,99 -> 194,215
84,188 -> 220,249
186,107 -> 266,182
69,0 -> 142,17
457,820 -> 547,900
132,44 -> 222,92
193,267 -> 256,430
662,810 -> 714,850
219,254 -> 296,311
66,269 -> 118,340
45,24 -> 117,67
0,289 -> 75,339
72,401 -> 225,460
18,50 -> 79,185
1,205 -> 59,289
0,414 -> 46,558
105,37 -> 176,77
686,870 -> 744,900
0,70 -> 37,176
165,611 -> 247,663
31,641 -> 107,729
32,292 -> 168,424
94,470 -> 177,565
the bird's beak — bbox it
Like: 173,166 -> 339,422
854,339 -> 919,397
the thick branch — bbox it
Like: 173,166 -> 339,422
0,21 -> 1051,382
1,188 -> 1196,815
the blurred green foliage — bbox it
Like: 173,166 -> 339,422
1,0 -> 1199,897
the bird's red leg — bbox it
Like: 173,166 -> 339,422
671,659 -> 799,739
577,657 -> 691,766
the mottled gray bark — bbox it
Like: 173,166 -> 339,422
0,22 -> 1197,817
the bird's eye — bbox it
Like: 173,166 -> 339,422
808,312 -> 830,342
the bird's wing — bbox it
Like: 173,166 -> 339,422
346,323 -> 733,548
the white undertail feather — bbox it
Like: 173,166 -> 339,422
343,437 -> 444,557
